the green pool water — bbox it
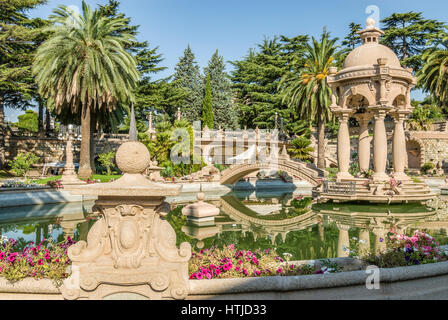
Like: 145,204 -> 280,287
0,191 -> 447,261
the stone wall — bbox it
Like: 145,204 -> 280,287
4,135 -> 126,165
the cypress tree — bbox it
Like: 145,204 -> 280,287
173,45 -> 203,123
204,50 -> 237,129
202,74 -> 214,129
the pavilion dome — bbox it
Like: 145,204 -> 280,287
342,42 -> 401,69
342,18 -> 402,70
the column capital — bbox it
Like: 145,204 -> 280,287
369,106 -> 392,119
332,108 -> 354,122
390,109 -> 411,121
353,112 -> 372,124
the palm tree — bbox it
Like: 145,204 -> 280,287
33,1 -> 139,179
418,40 -> 448,107
279,30 -> 342,169
288,136 -> 314,161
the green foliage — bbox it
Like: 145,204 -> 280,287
98,152 -> 116,176
408,104 -> 443,131
8,152 -> 39,178
381,12 -> 446,72
341,22 -> 362,50
204,50 -> 238,129
325,168 -> 338,181
288,137 -> 314,161
421,162 -> 436,175
202,73 -> 214,129
279,29 -> 344,168
173,45 -> 203,123
15,110 -> 38,132
349,162 -> 360,177
230,35 -> 309,132
418,41 -> 448,109
0,0 -> 47,113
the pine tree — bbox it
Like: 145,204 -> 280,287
204,50 -> 237,129
0,0 -> 46,168
342,23 -> 362,50
173,45 -> 203,124
202,74 -> 214,129
230,36 -> 308,132
381,12 -> 446,72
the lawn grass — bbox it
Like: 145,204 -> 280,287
33,174 -> 122,185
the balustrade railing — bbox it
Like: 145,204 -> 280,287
323,181 -> 357,195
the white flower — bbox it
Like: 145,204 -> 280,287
352,237 -> 358,241
359,240 -> 367,244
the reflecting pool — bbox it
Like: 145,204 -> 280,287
1,191 -> 448,260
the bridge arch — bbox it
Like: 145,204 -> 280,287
220,159 -> 322,186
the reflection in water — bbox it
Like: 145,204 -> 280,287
0,191 -> 448,260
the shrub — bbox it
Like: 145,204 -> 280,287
7,153 -> 39,178
98,152 -> 115,176
288,137 -> 314,161
421,162 -> 436,175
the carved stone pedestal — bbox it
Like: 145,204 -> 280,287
61,141 -> 191,300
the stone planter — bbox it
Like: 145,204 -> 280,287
1,260 -> 448,300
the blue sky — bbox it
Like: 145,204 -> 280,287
6,0 -> 448,121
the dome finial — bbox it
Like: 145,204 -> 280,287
366,17 -> 375,29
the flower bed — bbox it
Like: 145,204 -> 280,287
188,245 -> 341,280
361,230 -> 448,267
0,180 -> 40,189
0,237 -> 74,286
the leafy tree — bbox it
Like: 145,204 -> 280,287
98,151 -> 116,176
279,30 -> 342,169
15,110 -> 38,132
173,46 -> 203,123
341,23 -> 362,50
33,1 -> 139,179
381,12 -> 446,72
230,36 -> 308,132
288,137 -> 314,161
0,0 -> 46,168
8,152 -> 39,178
204,50 -> 237,129
202,74 -> 214,129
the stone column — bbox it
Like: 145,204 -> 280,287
336,110 -> 354,180
337,224 -> 350,257
372,108 -> 390,181
354,113 -> 372,172
359,229 -> 371,255
372,227 -> 387,255
392,111 -> 410,181
61,125 -> 85,186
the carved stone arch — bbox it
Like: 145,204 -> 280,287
341,86 -> 375,108
406,135 -> 425,169
387,86 -> 408,107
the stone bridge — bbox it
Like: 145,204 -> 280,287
220,158 -> 323,186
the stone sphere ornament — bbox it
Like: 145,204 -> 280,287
115,141 -> 151,174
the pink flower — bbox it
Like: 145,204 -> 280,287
277,268 -> 283,274
7,253 -> 17,263
195,273 -> 203,280
38,259 -> 44,265
215,269 -> 221,276
0,252 -> 5,261
44,252 -> 50,260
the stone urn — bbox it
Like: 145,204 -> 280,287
61,141 -> 191,300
